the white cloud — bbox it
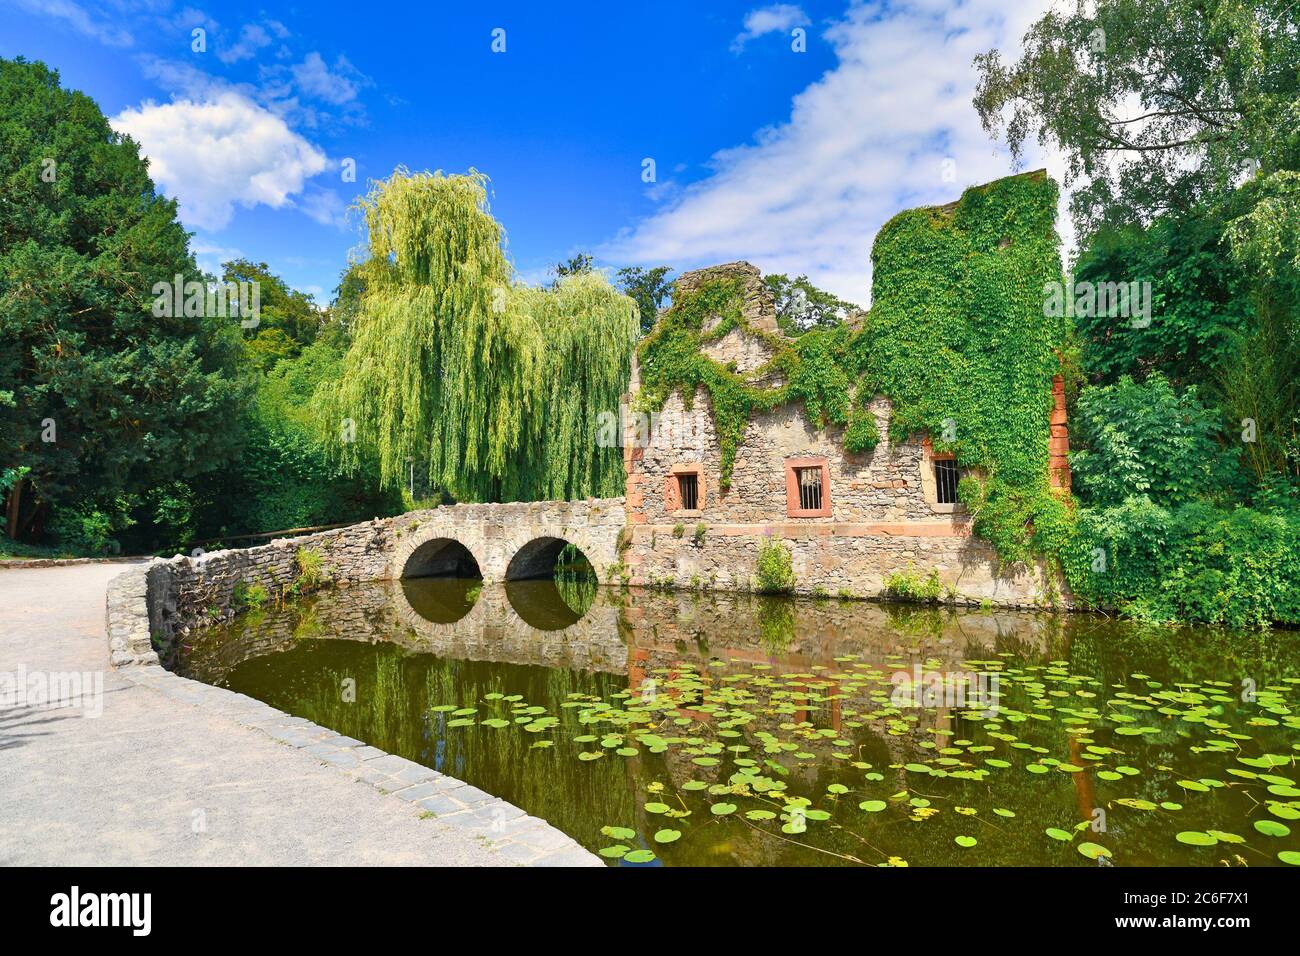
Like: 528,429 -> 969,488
111,93 -> 329,231
605,0 -> 1067,305
190,239 -> 244,277
732,4 -> 810,52
296,186 -> 349,229
218,23 -> 273,64
12,0 -> 133,47
290,52 -> 362,105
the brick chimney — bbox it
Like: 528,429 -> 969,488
1049,374 -> 1071,491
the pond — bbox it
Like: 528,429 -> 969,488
179,579 -> 1300,867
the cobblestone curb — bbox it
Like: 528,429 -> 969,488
114,662 -> 603,867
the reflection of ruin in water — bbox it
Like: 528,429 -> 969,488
182,581 -> 1058,689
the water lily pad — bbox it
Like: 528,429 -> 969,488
599,844 -> 629,858
954,835 -> 977,848
710,803 -> 738,816
1175,830 -> 1218,846
859,800 -> 887,813
1254,820 -> 1290,837
1077,842 -> 1111,859
653,829 -> 681,843
1279,851 -> 1300,866
623,849 -> 656,864
1045,827 -> 1073,842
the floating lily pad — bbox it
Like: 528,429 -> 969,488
1254,820 -> 1290,837
1077,842 -> 1111,859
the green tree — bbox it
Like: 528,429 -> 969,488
0,57 -> 242,545
223,258 -> 324,354
321,169 -> 636,502
973,0 -> 1300,263
616,265 -> 674,334
764,273 -> 860,335
1072,213 -> 1254,386
1071,373 -> 1234,507
552,253 -> 594,283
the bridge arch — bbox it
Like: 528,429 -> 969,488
506,536 -> 583,580
386,499 -> 624,583
400,536 -> 483,579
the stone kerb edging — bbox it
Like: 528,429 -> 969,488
103,556 -> 603,867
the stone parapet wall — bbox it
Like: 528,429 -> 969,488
106,499 -> 626,668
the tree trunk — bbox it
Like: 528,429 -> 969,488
5,478 -> 22,539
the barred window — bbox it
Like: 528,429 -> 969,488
677,472 -> 699,510
796,467 -> 823,511
934,459 -> 959,505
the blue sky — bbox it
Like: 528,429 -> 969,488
1,0 -> 1061,305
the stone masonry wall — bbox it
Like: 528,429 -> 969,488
621,261 -> 1067,609
107,499 -> 625,668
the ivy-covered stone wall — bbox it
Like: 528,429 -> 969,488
624,171 -> 1070,606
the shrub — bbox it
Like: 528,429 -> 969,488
693,522 -> 708,545
232,581 -> 269,610
883,564 -> 943,603
294,547 -> 325,589
672,523 -> 685,539
754,537 -> 795,594
1064,498 -> 1300,628
1071,373 -> 1230,508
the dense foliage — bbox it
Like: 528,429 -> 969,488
638,171 -> 1067,552
975,3 -> 1300,627
0,57 -> 243,548
321,169 -> 637,503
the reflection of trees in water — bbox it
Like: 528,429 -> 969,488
554,542 -> 597,617
186,583 -> 1300,866
226,641 -> 638,853
756,596 -> 795,652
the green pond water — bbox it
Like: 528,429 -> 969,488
179,578 -> 1300,867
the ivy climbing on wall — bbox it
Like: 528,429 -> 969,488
636,170 -> 1071,562
635,279 -> 880,488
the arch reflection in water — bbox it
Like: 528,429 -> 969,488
400,577 -> 483,625
508,571 -> 598,630
504,538 -> 597,629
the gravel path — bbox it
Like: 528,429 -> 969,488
0,563 -> 598,866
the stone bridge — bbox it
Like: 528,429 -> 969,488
388,498 -> 625,583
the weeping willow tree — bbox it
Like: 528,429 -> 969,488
320,168 -> 636,502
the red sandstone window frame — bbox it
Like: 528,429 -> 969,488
922,438 -> 964,512
664,463 -> 705,514
784,457 -> 831,518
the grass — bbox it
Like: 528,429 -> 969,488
0,535 -> 88,561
